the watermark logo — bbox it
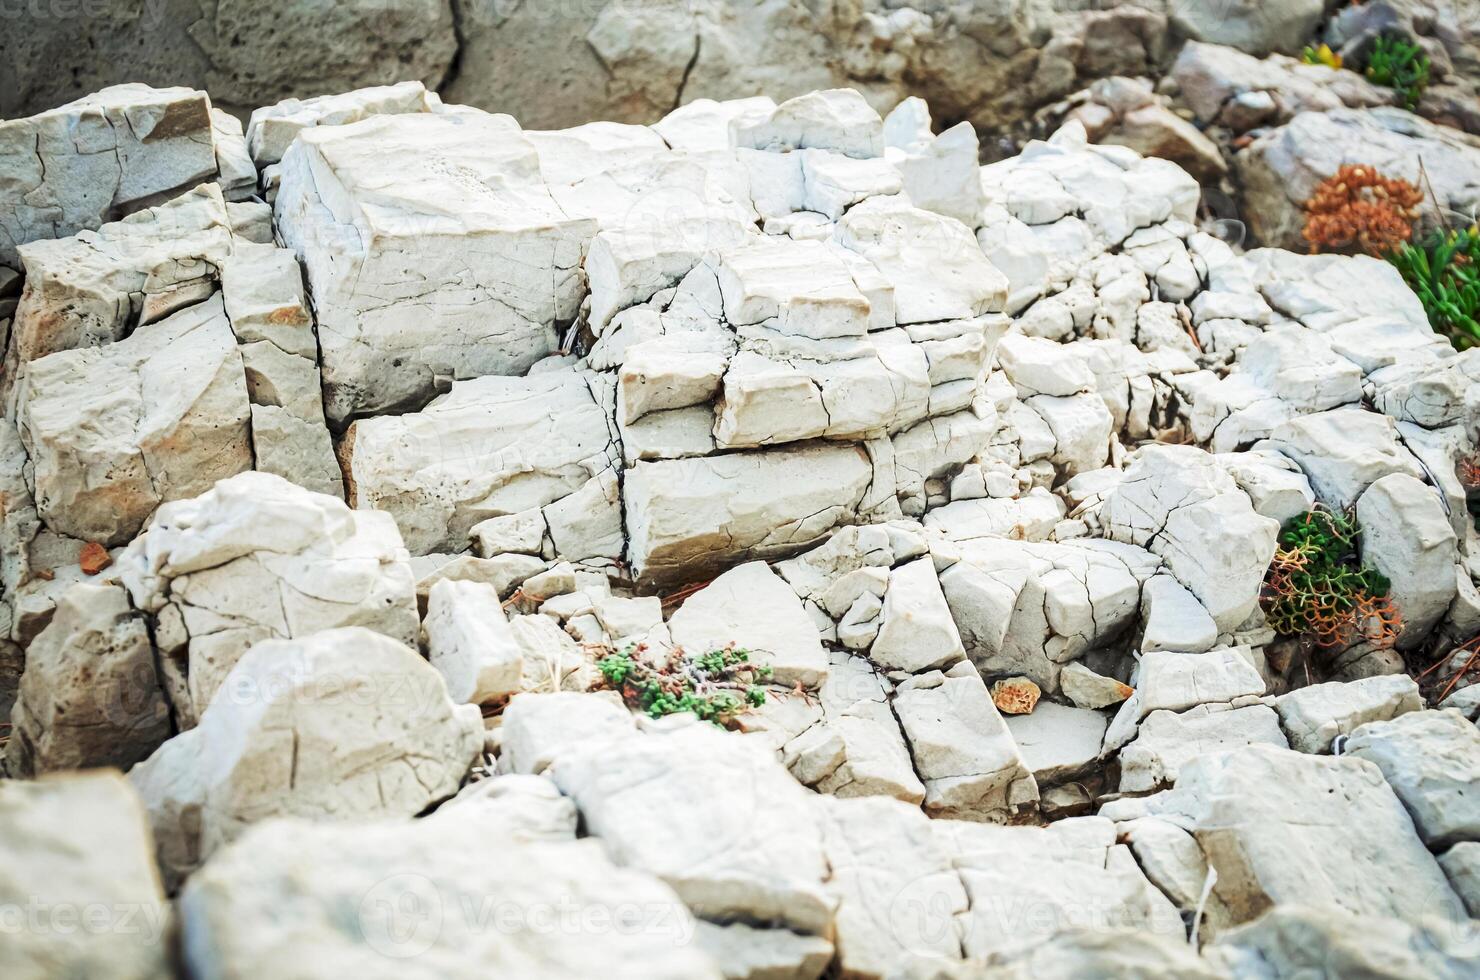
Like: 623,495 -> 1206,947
0,899 -> 169,947
359,873 -> 443,958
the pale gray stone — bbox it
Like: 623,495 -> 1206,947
1004,701 -> 1107,786
0,84 -> 218,267
894,667 -> 1038,822
1345,709 -> 1480,851
179,814 -> 716,980
0,772 -> 170,980
1274,675 -> 1423,754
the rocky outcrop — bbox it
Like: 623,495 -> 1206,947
5,59 -> 1480,980
0,85 -> 224,268
17,296 -> 253,545
1102,745 -> 1467,933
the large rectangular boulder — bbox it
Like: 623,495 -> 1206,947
274,111 -> 598,425
346,371 -> 621,557
0,84 -> 220,268
624,442 -> 878,587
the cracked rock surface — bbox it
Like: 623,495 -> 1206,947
4,20 -> 1480,974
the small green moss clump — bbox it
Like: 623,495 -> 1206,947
597,643 -> 772,724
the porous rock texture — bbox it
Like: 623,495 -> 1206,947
5,11 -> 1480,976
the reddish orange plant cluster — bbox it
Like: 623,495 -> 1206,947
1301,164 -> 1423,255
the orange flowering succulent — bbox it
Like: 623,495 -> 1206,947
1301,164 -> 1423,256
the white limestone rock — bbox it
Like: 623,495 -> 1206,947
179,814 -> 717,980
0,84 -> 219,268
442,773 -> 579,841
1262,408 -> 1427,513
209,108 -> 256,202
1345,709 -> 1480,851
923,489 -> 1065,544
424,579 -> 524,706
1125,745 -> 1465,930
500,692 -> 637,777
0,772 -> 170,980
869,557 -> 966,673
0,419 -> 38,596
246,80 -> 442,166
415,555 -> 549,610
1061,661 -> 1134,710
1212,904 -> 1479,979
274,111 -> 596,424
1104,648 -> 1267,753
939,819 -> 1185,959
1004,701 -> 1108,786
116,471 -> 419,726
806,650 -> 924,803
819,794 -> 967,975
980,124 -> 1200,262
963,928 -> 1225,978
347,371 -> 620,556
1118,703 -> 1289,793
624,443 -> 876,587
1356,474 -> 1460,649
894,666 -> 1039,821
218,241 -> 314,356
1139,573 -> 1219,654
1116,815 -> 1215,915
551,723 -> 835,936
1102,444 -> 1278,632
591,594 -> 662,642
668,561 -> 827,688
1216,450 -> 1317,525
834,195 -> 1008,325
651,96 -> 776,153
1274,675 -> 1424,754
130,628 -> 482,887
940,538 -> 1149,693
886,112 -> 987,227
5,583 -> 168,776
1440,843 -> 1480,918
16,294 -> 252,545
693,922 -> 831,980
7,183 -> 233,382
249,404 -> 345,500
732,89 -> 884,159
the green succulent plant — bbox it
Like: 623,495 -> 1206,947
1261,509 -> 1400,649
1365,33 -> 1431,109
1387,226 -> 1480,350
